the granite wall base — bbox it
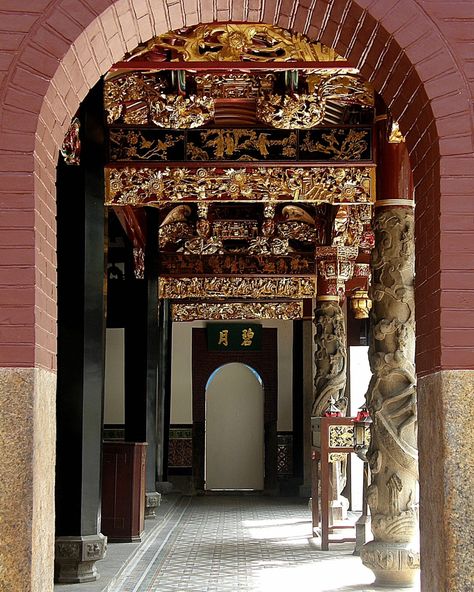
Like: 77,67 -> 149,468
0,368 -> 56,592
418,370 -> 474,592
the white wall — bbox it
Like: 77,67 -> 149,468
170,320 -> 206,424
205,363 -> 264,490
170,319 -> 294,430
104,328 -> 125,424
349,345 -> 371,511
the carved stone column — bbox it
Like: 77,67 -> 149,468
313,247 -> 357,520
360,203 -> 419,586
312,298 -> 347,417
313,246 -> 358,417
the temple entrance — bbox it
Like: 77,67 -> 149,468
205,363 -> 264,491
54,21 -> 419,591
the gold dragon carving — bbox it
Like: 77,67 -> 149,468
256,74 -> 373,129
125,24 -> 347,63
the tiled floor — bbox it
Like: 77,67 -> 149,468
107,496 -> 420,592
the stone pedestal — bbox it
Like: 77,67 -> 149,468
156,480 -> 174,494
361,541 -> 419,587
145,491 -> 162,519
329,495 -> 348,522
54,534 -> 107,584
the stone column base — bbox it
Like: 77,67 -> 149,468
329,496 -> 349,523
156,480 -> 174,494
360,540 -> 419,588
54,533 -> 107,584
145,491 -> 162,519
353,515 -> 371,556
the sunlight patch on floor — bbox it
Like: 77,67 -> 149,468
255,556 -> 375,592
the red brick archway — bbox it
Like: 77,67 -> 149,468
0,0 -> 472,374
0,2 -> 473,591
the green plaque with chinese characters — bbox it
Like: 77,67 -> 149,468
207,323 -> 262,351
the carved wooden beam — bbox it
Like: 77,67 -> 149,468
110,60 -> 351,72
113,206 -> 147,279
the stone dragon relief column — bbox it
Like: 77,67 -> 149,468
313,246 -> 358,519
361,122 -> 419,587
312,299 -> 347,417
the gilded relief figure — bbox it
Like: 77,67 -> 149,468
187,129 -> 297,161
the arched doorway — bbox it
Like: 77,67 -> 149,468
205,363 -> 264,491
192,327 -> 279,494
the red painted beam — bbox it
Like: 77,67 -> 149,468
110,60 -> 355,72
113,205 -> 147,250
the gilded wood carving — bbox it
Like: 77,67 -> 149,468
159,276 -> 316,299
108,127 -> 372,163
171,301 -> 304,321
125,24 -> 347,63
106,166 -> 375,205
158,254 -> 315,275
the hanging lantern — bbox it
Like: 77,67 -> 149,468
353,404 -> 372,461
350,290 -> 372,319
323,397 -> 342,418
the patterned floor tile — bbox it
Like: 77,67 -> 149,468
111,496 -> 420,592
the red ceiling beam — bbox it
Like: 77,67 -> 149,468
113,205 -> 147,250
110,60 -> 355,72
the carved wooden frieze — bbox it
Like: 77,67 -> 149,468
328,424 -> 354,448
171,301 -> 304,321
105,73 -> 214,128
186,129 -> 298,161
195,73 -> 275,98
124,23 -> 347,63
108,127 -> 372,163
109,129 -> 185,161
105,166 -> 375,205
159,276 -> 316,299
257,80 -> 373,129
158,254 -> 315,276
300,128 -> 372,161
